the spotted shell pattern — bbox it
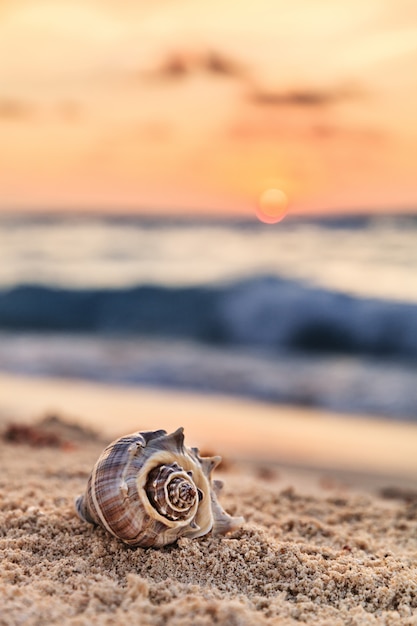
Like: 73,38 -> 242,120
75,427 -> 243,547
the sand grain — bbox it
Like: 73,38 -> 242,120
1,419 -> 416,625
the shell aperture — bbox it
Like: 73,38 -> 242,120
75,427 -> 243,548
145,463 -> 199,521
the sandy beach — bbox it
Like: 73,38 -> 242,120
2,0 -> 417,622
1,373 -> 416,625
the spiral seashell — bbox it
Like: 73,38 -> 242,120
75,427 -> 243,548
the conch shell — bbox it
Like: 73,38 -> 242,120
75,427 -> 243,548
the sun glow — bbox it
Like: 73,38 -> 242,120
1,0 -> 417,215
256,188 -> 289,224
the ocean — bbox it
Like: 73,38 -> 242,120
0,212 -> 416,421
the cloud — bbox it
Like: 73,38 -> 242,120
249,85 -> 360,108
144,49 -> 246,82
226,112 -> 385,146
142,48 -> 360,114
200,51 -> 246,78
0,98 -> 84,123
0,98 -> 34,120
310,124 -> 386,144
150,52 -> 191,80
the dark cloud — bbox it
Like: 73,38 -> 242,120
249,85 -> 359,108
200,51 -> 246,78
143,49 -> 362,116
144,49 -> 246,82
0,98 -> 34,120
152,52 -> 191,80
141,47 -> 363,120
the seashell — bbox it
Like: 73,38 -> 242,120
75,427 -> 243,548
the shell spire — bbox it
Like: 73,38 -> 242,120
75,427 -> 243,548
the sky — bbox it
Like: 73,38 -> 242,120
1,0 -> 417,218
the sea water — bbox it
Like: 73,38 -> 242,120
0,212 -> 416,420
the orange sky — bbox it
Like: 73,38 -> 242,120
1,0 -> 417,217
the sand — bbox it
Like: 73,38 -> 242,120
1,375 -> 417,625
1,373 -> 417,479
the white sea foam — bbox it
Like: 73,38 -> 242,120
0,214 -> 416,421
0,214 -> 416,302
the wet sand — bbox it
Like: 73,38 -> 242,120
1,373 -> 417,479
0,374 -> 416,625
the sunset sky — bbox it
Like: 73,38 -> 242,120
1,0 -> 417,217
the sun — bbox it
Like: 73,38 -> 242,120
256,188 -> 289,224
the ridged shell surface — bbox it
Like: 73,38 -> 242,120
75,427 -> 243,547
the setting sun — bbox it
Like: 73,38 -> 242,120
256,188 -> 289,224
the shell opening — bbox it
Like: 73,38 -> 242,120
145,463 -> 198,522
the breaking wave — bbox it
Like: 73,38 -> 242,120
1,276 -> 416,360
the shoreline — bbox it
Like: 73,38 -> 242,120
1,371 -> 417,624
1,372 -> 416,485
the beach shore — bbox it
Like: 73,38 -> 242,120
1,373 -> 416,625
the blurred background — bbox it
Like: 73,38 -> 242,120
1,1 -> 417,431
